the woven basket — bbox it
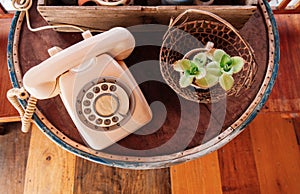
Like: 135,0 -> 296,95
160,9 -> 257,103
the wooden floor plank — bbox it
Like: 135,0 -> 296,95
218,129 -> 260,194
170,152 -> 222,194
117,167 -> 171,194
0,116 -> 21,124
74,158 -> 171,194
249,113 -> 300,194
24,124 -> 76,194
263,14 -> 300,113
292,117 -> 300,148
0,122 -> 31,194
0,18 -> 19,121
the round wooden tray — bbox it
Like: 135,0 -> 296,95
7,1 -> 279,169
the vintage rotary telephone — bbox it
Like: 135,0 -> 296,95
9,27 -> 152,150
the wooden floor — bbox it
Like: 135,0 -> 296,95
1,14 -> 300,194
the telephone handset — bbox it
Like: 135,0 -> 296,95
23,27 -> 153,150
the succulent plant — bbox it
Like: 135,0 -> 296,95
173,48 -> 245,91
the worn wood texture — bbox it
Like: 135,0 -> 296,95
24,124 -> 76,194
0,3 -> 6,14
0,4 -> 14,18
296,1 -> 300,9
218,129 -> 260,194
277,0 -> 292,10
0,18 -> 20,123
74,158 -> 171,193
170,113 -> 300,194
37,5 -> 256,31
0,122 -> 31,194
263,14 -> 300,113
292,117 -> 300,148
157,112 -> 300,194
2,113 -> 300,193
249,113 -> 300,194
170,152 -> 222,194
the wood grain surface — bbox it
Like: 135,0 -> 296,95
74,157 -> 171,193
37,4 -> 256,31
249,113 -> 300,194
24,124 -> 76,194
171,152 -> 222,194
1,9 -> 300,194
0,18 -> 20,123
263,14 -> 300,114
218,129 -> 260,194
0,122 -> 31,194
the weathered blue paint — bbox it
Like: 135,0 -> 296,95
7,12 -> 20,88
7,11 -> 28,111
6,0 -> 280,169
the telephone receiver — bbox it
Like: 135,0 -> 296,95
23,27 -> 153,150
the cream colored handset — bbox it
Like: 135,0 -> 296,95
23,27 -> 152,150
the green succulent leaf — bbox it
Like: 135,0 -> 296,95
206,61 -> 222,76
219,73 -> 234,91
206,61 -> 219,69
193,53 -> 207,67
173,60 -> 184,72
179,73 -> 194,88
195,67 -> 206,79
194,72 -> 219,89
213,49 -> 226,63
174,59 -> 191,72
231,56 -> 245,73
188,62 -> 199,75
221,66 -> 234,75
220,54 -> 232,70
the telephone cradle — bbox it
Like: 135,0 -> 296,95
21,27 -> 153,150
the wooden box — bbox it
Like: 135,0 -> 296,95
37,0 -> 258,32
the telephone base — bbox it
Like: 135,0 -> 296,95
59,54 -> 152,150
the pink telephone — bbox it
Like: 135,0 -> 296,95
22,27 -> 152,150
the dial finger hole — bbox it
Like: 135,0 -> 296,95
83,100 -> 91,106
104,119 -> 111,125
101,84 -> 108,91
96,118 -> 103,125
86,92 -> 94,99
93,86 -> 100,93
88,115 -> 96,121
112,116 -> 119,122
84,108 -> 91,114
110,85 -> 117,92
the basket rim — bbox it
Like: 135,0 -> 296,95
159,10 -> 257,103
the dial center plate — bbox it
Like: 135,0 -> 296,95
95,94 -> 119,117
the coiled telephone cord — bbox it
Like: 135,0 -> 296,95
7,88 -> 37,133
